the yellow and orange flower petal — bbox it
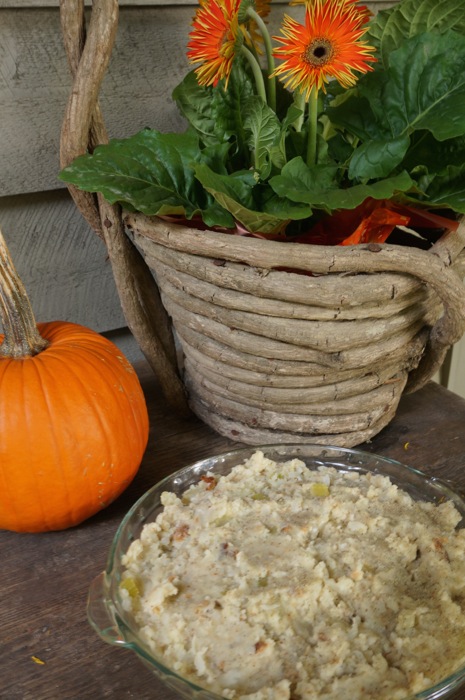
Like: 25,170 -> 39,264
272,0 -> 377,99
187,0 -> 241,87
345,0 -> 373,23
290,0 -> 372,19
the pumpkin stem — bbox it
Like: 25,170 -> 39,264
0,227 -> 49,357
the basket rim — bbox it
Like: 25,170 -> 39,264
124,212 -> 465,276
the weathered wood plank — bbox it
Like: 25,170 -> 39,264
0,6 -> 190,196
0,190 -> 126,330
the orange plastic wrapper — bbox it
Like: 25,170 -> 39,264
296,199 -> 458,247
228,202 -> 407,244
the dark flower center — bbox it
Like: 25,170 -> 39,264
305,38 -> 335,67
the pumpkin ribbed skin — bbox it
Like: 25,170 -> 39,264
0,321 -> 149,532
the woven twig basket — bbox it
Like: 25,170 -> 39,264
59,0 -> 465,447
124,214 -> 465,445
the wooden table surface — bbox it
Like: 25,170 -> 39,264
2,362 -> 465,700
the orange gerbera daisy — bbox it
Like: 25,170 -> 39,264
272,0 -> 377,99
187,0 -> 241,88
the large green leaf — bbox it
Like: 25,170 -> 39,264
258,187 -> 312,223
195,164 -> 256,205
272,103 -> 303,171
243,97 -> 281,178
328,31 -> 465,180
173,61 -> 255,167
312,172 -> 413,210
270,158 -> 413,211
327,86 -> 388,143
269,158 -> 339,206
172,72 -> 222,144
348,135 -> 411,180
380,32 -> 465,141
368,0 -> 465,67
59,129 -> 233,227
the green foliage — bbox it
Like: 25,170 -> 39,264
194,163 -> 312,233
172,63 -> 254,168
242,97 -> 282,178
368,0 -> 465,67
59,0 -> 465,230
270,158 -> 413,211
59,129 -> 234,227
420,164 -> 465,211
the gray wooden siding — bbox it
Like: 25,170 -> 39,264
1,3 -> 194,349
1,191 -> 124,326
1,6 -> 189,197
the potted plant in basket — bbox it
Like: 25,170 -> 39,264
59,0 -> 465,243
59,0 -> 465,447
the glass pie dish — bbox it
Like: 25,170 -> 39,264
87,444 -> 465,700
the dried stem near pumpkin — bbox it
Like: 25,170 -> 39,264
0,228 -> 48,358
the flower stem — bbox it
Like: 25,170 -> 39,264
306,87 -> 319,166
0,227 -> 49,358
293,90 -> 306,132
241,45 -> 267,104
246,8 -> 276,112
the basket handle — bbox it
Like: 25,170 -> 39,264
404,223 -> 465,392
333,223 -> 465,393
59,0 -> 188,414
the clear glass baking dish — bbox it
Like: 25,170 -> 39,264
87,444 -> 465,700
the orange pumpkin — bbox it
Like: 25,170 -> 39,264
0,229 -> 149,532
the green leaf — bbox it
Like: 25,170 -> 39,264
173,61 -> 255,167
327,132 -> 355,167
381,32 -> 465,141
423,164 -> 465,212
337,32 -> 465,143
199,141 -> 233,175
269,157 -> 339,208
58,129 -> 233,227
402,132 -> 465,173
195,163 -> 256,205
368,0 -> 465,67
272,103 -> 303,171
172,71 -> 220,144
327,89 -> 387,143
243,96 -> 281,178
348,135 -> 411,180
194,163 -> 311,233
230,205 -> 294,234
316,172 -> 414,210
270,158 -> 413,211
259,189 -> 312,223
